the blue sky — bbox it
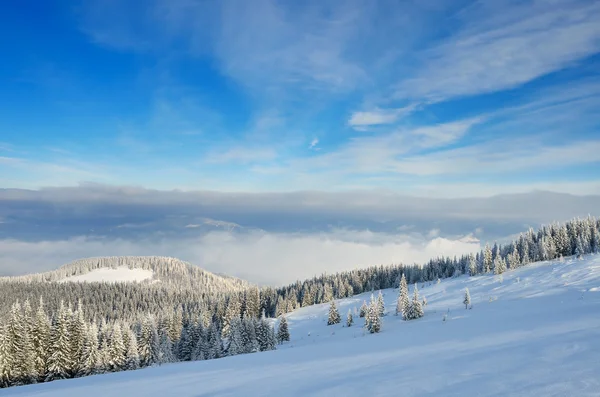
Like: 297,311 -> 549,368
1,0 -> 600,196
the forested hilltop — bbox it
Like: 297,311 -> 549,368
0,216 -> 598,389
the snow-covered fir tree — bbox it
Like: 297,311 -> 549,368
464,288 -> 471,309
277,316 -> 290,343
397,274 -> 410,320
46,301 -> 71,382
124,329 -> 140,370
81,322 -> 100,376
157,332 -> 175,365
468,253 -> 477,276
226,317 -> 244,356
365,296 -> 381,333
32,297 -> 50,382
494,256 -> 506,275
359,301 -> 368,318
346,309 -> 353,327
376,291 -> 385,317
108,323 -> 126,372
327,300 -> 341,325
483,244 -> 493,273
138,315 -> 159,367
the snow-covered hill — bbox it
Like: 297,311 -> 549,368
5,254 -> 600,396
57,266 -> 154,283
1,256 -> 251,290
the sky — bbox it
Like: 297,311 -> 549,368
1,0 -> 600,283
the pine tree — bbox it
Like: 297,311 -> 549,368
0,324 -> 13,388
222,296 -> 241,338
346,309 -> 353,327
20,300 -> 37,384
108,323 -> 126,372
138,315 -> 159,367
494,256 -> 506,275
327,300 -> 341,325
483,244 -> 493,273
365,298 -> 381,333
226,317 -> 244,356
46,301 -> 71,382
244,287 -> 261,319
277,316 -> 290,343
176,323 -> 193,361
409,284 -> 424,320
256,312 -> 276,352
190,322 -> 206,361
464,288 -> 471,309
376,291 -> 385,317
68,300 -> 86,377
359,301 -> 368,318
81,322 -> 100,376
124,330 -> 140,371
32,297 -> 50,382
241,318 -> 259,354
398,274 -> 410,320
575,236 -> 585,259
468,253 -> 477,276
157,333 -> 175,365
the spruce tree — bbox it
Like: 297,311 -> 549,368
277,316 -> 290,343
494,256 -> 506,275
398,274 -> 410,320
359,301 -> 368,318
468,253 -> 477,276
138,315 -> 159,367
410,284 -> 424,320
108,323 -> 126,372
226,317 -> 244,356
346,309 -> 353,327
20,300 -> 37,384
327,300 -> 341,325
0,325 -> 12,388
124,330 -> 140,371
33,297 -> 51,382
46,301 -> 71,382
81,322 -> 100,376
464,288 -> 471,309
483,244 -> 493,273
68,300 -> 86,377
158,333 -> 175,365
376,291 -> 385,317
241,318 -> 259,354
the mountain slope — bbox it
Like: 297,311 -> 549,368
6,254 -> 600,397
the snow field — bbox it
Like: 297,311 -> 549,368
6,254 -> 600,397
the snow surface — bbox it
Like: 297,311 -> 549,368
6,255 -> 600,396
58,267 -> 154,283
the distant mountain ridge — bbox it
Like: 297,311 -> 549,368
1,256 -> 252,291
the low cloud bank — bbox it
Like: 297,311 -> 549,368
0,229 -> 480,285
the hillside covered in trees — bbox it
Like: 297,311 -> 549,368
0,215 -> 599,389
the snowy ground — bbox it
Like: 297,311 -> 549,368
5,255 -> 600,396
58,267 -> 154,283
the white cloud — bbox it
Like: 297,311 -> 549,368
0,230 -> 480,285
396,0 -> 600,102
309,138 -> 319,150
348,104 -> 418,128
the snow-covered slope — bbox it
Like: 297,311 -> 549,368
6,255 -> 600,397
57,266 -> 154,283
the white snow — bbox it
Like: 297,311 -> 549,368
8,255 -> 600,396
58,267 -> 154,283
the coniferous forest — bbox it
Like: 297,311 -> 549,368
0,216 -> 599,388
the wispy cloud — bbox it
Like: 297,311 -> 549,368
395,0 -> 600,102
309,138 -> 319,150
348,105 -> 417,128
